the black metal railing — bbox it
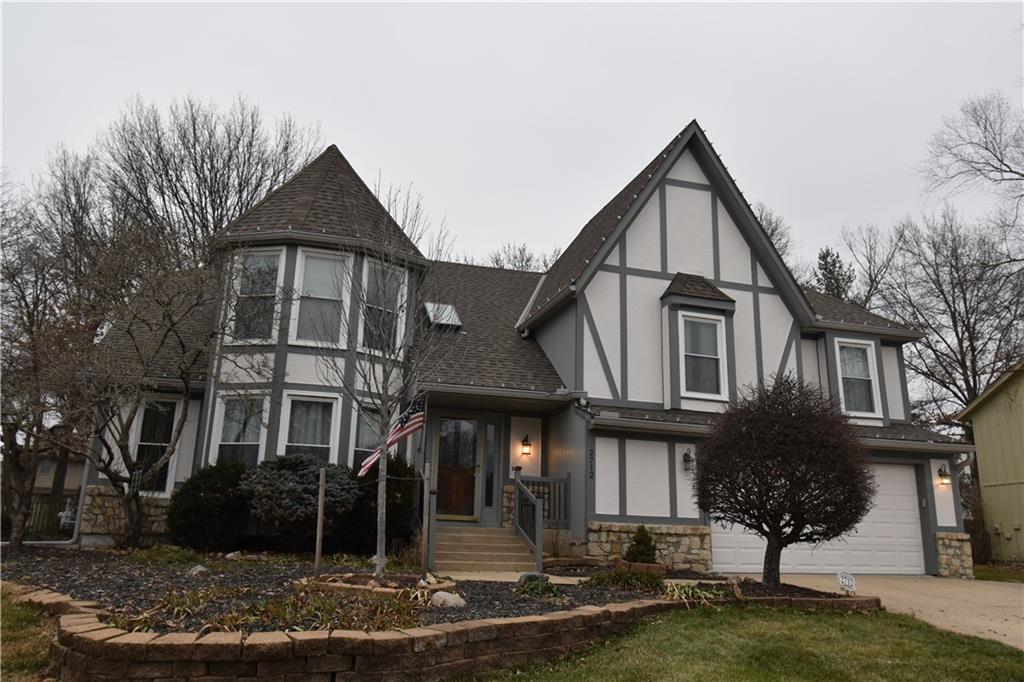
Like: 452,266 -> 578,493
520,474 -> 571,530
513,466 -> 543,572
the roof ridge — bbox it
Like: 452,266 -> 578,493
292,148 -> 337,230
433,259 -> 545,275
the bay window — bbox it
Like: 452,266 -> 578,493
362,260 -> 404,352
232,251 -> 281,342
282,395 -> 337,464
293,250 -> 351,345
217,397 -> 264,467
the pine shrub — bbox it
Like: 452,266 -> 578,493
167,462 -> 250,551
623,524 -> 658,564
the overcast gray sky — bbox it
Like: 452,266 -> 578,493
3,2 -> 1020,265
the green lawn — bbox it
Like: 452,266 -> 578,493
491,607 -> 1024,681
974,564 -> 1024,583
0,592 -> 53,681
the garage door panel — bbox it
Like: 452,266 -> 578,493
711,463 -> 926,575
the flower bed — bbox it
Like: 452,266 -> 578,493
4,579 -> 883,682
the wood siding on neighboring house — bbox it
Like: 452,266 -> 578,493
966,370 -> 1024,562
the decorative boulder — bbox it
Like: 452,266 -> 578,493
430,591 -> 467,608
186,564 -> 209,576
517,572 -> 549,585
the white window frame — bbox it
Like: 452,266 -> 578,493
129,396 -> 183,498
357,258 -> 408,357
209,392 -> 270,466
834,337 -> 883,419
679,312 -> 729,401
225,247 -> 286,346
288,247 -> 354,348
277,390 -> 342,464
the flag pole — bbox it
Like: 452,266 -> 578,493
419,392 -> 431,578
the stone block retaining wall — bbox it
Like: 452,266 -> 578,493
587,521 -> 712,572
935,531 -> 974,579
78,485 -> 169,541
3,580 -> 881,682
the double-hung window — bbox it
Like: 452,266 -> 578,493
294,251 -> 350,345
680,314 -> 727,400
352,408 -> 381,471
233,251 -> 281,341
362,260 -> 404,352
136,400 -> 177,494
284,396 -> 336,464
217,397 -> 264,467
836,340 -> 880,416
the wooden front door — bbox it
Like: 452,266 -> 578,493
437,417 -> 480,519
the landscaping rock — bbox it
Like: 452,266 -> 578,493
517,572 -> 549,584
429,591 -> 466,608
224,551 -> 242,560
186,564 -> 209,576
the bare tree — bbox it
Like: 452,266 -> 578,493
925,91 -> 1024,222
486,242 -> 562,272
841,223 -> 904,309
856,208 -> 1024,429
753,201 -> 795,262
296,185 -> 464,577
102,95 -> 321,263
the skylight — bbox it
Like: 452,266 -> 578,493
425,302 -> 462,328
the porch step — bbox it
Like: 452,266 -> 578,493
433,525 -> 537,573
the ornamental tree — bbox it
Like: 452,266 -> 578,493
695,374 -> 875,587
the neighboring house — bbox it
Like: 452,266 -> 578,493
958,361 -> 1024,563
90,120 -> 973,577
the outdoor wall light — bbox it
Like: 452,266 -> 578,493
521,435 -> 533,457
937,464 -> 952,486
682,448 -> 696,472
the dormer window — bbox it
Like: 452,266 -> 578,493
680,313 -> 728,400
835,338 -> 882,418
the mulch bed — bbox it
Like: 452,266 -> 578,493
546,564 -> 726,581
1,546 -> 839,634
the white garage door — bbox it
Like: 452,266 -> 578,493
711,463 -> 925,575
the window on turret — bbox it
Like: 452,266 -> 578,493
362,260 -> 404,352
232,251 -> 281,341
293,250 -> 351,346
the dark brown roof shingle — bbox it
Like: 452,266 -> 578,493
416,262 -> 565,392
220,145 -> 421,257
802,288 -> 913,333
663,273 -> 734,302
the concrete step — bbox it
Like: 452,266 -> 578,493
434,559 -> 538,572
434,526 -> 517,537
435,550 -> 535,562
434,542 -> 530,555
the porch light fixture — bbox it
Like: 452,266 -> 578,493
682,447 -> 695,472
521,435 -> 533,457
937,464 -> 952,486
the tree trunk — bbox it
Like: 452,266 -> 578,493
762,535 -> 784,587
374,446 -> 388,578
8,506 -> 31,550
118,492 -> 147,548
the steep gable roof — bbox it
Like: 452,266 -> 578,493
519,120 -> 815,330
218,145 -> 421,257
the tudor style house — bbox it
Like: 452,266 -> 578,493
89,120 -> 974,578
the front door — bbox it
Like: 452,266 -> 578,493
437,417 -> 480,519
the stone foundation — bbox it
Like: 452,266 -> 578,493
587,521 -> 712,572
935,531 -> 974,579
78,485 -> 169,543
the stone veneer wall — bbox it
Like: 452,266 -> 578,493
935,531 -> 974,579
587,521 -> 711,572
78,485 -> 170,540
3,580 -> 881,682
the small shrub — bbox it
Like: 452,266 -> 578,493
623,524 -> 658,564
513,578 -> 561,600
333,454 -> 419,554
580,569 -> 664,592
241,454 -> 359,546
167,462 -> 250,551
125,544 -> 203,566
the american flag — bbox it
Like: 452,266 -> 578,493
357,397 -> 426,477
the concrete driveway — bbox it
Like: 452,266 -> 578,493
781,574 -> 1024,651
